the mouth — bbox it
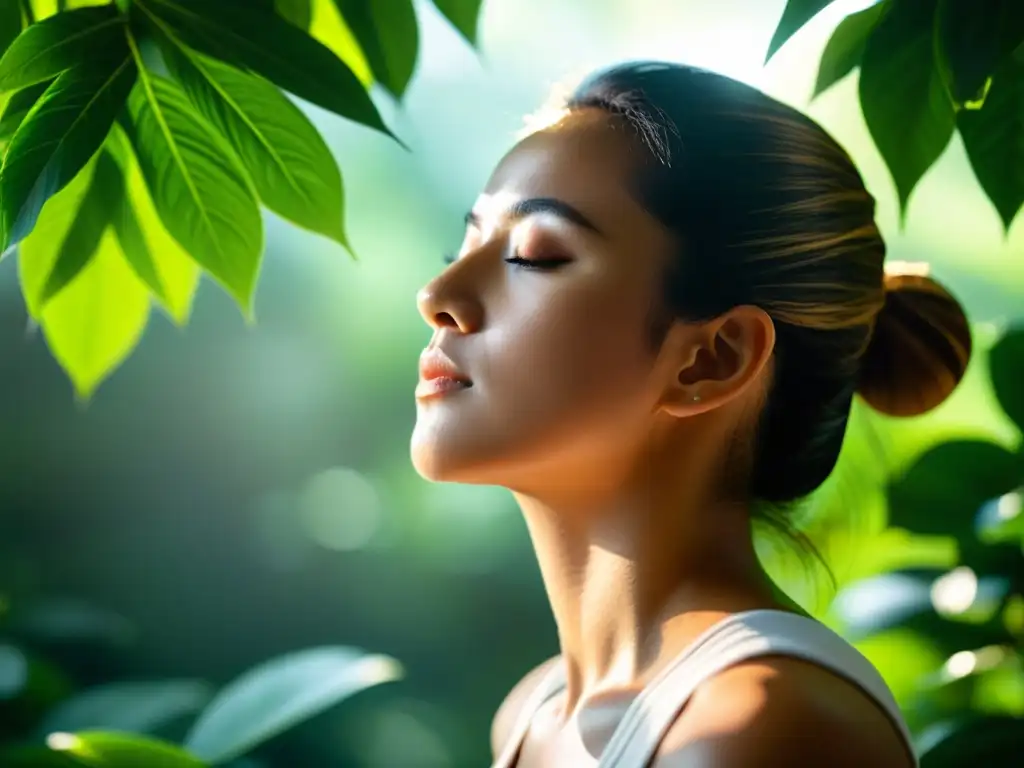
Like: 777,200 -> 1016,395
416,348 -> 473,400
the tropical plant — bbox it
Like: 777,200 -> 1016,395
768,0 -> 1024,230
0,594 -> 402,767
830,324 -> 1024,766
0,0 -> 482,397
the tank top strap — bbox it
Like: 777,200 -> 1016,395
596,609 -> 918,767
490,659 -> 567,768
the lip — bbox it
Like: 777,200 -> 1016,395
416,348 -> 472,400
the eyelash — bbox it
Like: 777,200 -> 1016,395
442,252 -> 570,270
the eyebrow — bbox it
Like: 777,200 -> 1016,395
465,197 -> 603,235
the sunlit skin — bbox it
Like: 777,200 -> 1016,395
411,111 -> 911,767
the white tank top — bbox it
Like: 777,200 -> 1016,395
492,609 -> 918,768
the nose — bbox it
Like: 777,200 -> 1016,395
416,269 -> 483,334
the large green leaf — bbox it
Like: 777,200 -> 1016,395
935,0 -> 1024,109
125,69 -> 262,312
920,715 -> 1024,766
859,0 -> 956,221
45,731 -> 206,768
105,124 -> 199,325
0,5 -> 124,92
0,0 -> 22,59
18,159 -> 151,398
38,680 -> 213,737
888,440 -> 1024,539
813,0 -> 889,97
335,0 -> 418,98
431,0 -> 483,45
764,0 -> 837,62
988,325 -> 1024,430
136,0 -> 392,139
958,56 -> 1024,232
0,52 -> 136,251
157,37 -> 348,247
185,647 -> 402,764
37,149 -> 121,307
0,80 -> 49,141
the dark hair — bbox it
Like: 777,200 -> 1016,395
558,61 -> 971,506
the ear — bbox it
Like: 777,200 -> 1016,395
658,305 -> 775,417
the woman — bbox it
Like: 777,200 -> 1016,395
411,62 -> 970,767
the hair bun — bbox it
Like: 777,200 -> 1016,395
857,262 -> 971,417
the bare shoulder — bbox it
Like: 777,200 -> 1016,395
653,656 -> 914,768
490,655 -> 562,760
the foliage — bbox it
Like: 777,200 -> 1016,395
768,0 -> 1024,227
830,325 -> 1024,765
0,596 -> 402,767
0,0 -> 483,398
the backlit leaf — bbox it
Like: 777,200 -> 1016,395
335,0 -> 418,98
765,0 -> 837,62
308,0 -> 371,85
137,0 -> 392,139
813,0 -> 888,98
185,647 -> 402,764
0,6 -> 123,92
19,161 -> 151,398
275,0 -> 311,29
859,0 -> 955,222
158,38 -> 348,247
0,52 -> 136,251
45,731 -> 206,768
105,124 -> 199,325
958,56 -> 1024,232
431,0 -> 483,46
125,70 -> 262,312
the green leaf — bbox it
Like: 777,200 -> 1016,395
45,731 -> 207,768
920,715 -> 1024,766
105,126 -> 199,324
859,0 -> 956,221
431,0 -> 483,46
0,6 -> 124,92
157,37 -> 348,247
0,80 -> 49,141
888,440 -> 1024,539
958,56 -> 1024,231
38,149 -> 121,307
935,0 -> 1024,109
137,0 -> 393,140
0,0 -> 22,59
765,0 -> 837,63
185,647 -> 402,764
813,0 -> 889,97
335,0 -> 418,98
125,69 -> 263,312
274,0 -> 311,29
0,52 -> 137,251
19,160 -> 152,398
988,326 -> 1024,430
38,680 -> 213,737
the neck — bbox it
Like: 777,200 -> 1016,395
513,449 -> 780,714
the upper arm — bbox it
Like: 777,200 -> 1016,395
490,656 -> 561,760
653,658 -> 914,768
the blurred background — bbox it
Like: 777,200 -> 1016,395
2,0 -> 1023,765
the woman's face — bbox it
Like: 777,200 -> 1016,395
410,112 -> 681,491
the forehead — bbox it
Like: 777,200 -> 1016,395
481,111 -> 660,240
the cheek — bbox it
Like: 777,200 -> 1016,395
410,276 -> 658,483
